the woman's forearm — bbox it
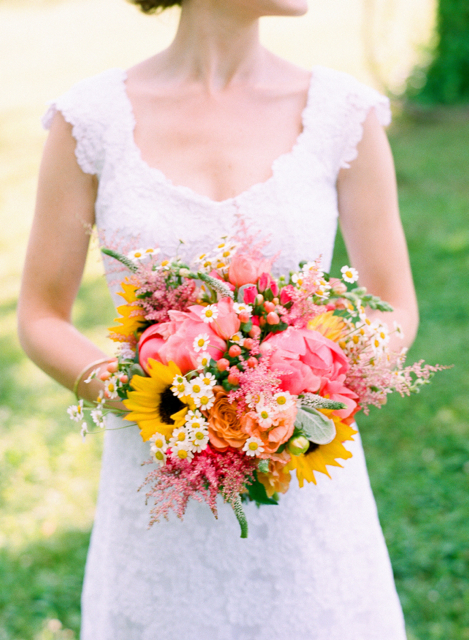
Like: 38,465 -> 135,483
18,312 -> 111,404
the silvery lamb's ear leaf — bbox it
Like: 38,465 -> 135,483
237,283 -> 256,303
294,407 -> 336,445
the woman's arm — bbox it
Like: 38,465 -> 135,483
18,112 -> 111,404
337,108 -> 419,351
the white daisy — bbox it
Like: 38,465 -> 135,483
152,449 -> 167,466
91,408 -> 106,428
229,332 -> 244,344
67,400 -> 84,422
393,321 -> 405,339
189,377 -> 205,398
199,372 -> 217,390
149,432 -> 168,452
171,374 -> 189,398
201,305 -> 219,324
291,272 -> 305,287
196,351 -> 211,369
341,265 -> 359,283
243,436 -> 265,457
95,390 -> 106,408
104,377 -> 120,400
185,409 -> 207,430
170,442 -> 195,462
127,248 -> 148,262
193,334 -> 211,352
255,403 -> 274,429
80,422 -> 88,442
169,427 -> 191,447
84,368 -> 100,384
143,247 -> 160,257
233,303 -> 253,317
273,391 -> 294,411
193,392 -> 215,410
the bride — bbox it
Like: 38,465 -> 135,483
18,0 -> 418,638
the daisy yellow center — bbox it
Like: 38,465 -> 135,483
205,310 -> 213,317
177,449 -> 189,459
345,270 -> 353,278
203,261 -> 212,268
134,252 -> 142,258
222,250 -> 230,257
276,396 -> 286,406
248,442 -> 259,451
154,438 -> 164,448
195,432 -> 205,440
161,260 -> 169,267
202,377 -> 211,385
374,339 -> 380,347
108,383 -> 115,392
260,411 -> 269,419
145,248 -> 154,254
192,384 -> 202,394
380,331 -> 386,339
353,335 -> 359,344
199,396 -> 210,406
177,432 -> 186,442
155,451 -> 165,461
197,339 -> 205,348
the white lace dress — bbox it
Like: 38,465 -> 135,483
43,65 -> 407,640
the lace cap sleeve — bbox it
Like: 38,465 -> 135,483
41,68 -> 126,176
337,72 -> 391,169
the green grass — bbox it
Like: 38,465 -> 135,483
330,107 -> 469,640
0,108 -> 468,639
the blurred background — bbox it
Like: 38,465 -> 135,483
0,0 -> 468,638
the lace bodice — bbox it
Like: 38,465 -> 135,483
43,67 -> 407,640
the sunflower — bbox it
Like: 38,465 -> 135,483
109,279 -> 146,343
307,310 -> 347,343
284,414 -> 357,487
124,359 -> 192,441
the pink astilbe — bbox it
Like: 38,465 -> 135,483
345,352 -> 447,414
231,214 -> 275,261
142,447 -> 256,526
229,354 -> 283,416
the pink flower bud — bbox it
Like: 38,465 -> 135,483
242,285 -> 257,305
227,372 -> 240,386
238,311 -> 250,324
216,358 -> 230,372
247,357 -> 258,368
258,272 -> 270,292
99,371 -> 111,381
266,311 -> 280,325
280,285 -> 295,305
106,361 -> 118,373
249,325 -> 261,339
264,301 -> 276,313
270,280 -> 279,297
259,316 -> 266,327
119,374 -> 129,384
228,345 -> 242,358
255,294 -> 264,306
243,338 -> 254,351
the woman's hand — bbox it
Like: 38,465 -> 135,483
337,108 -> 419,352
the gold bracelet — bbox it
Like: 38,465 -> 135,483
73,357 -> 113,402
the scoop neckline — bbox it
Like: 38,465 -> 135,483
116,66 -> 319,207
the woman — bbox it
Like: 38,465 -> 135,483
18,0 -> 419,638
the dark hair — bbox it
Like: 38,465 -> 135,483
129,0 -> 181,13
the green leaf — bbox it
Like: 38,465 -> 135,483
294,407 -> 336,445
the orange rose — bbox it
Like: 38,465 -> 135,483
207,387 -> 248,450
240,405 -> 297,458
258,453 -> 292,497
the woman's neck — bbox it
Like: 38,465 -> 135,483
158,0 -> 267,91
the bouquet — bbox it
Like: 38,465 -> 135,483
69,222 -> 443,537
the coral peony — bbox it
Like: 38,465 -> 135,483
207,387 -> 248,450
189,298 -> 240,341
319,375 -> 359,420
138,311 -> 226,375
263,326 -> 349,384
228,254 -> 272,288
240,405 -> 296,458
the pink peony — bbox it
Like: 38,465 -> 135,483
189,298 -> 240,341
263,326 -> 349,390
228,254 -> 272,288
138,310 -> 226,374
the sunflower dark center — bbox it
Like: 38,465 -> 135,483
159,386 -> 185,425
306,442 -> 320,454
